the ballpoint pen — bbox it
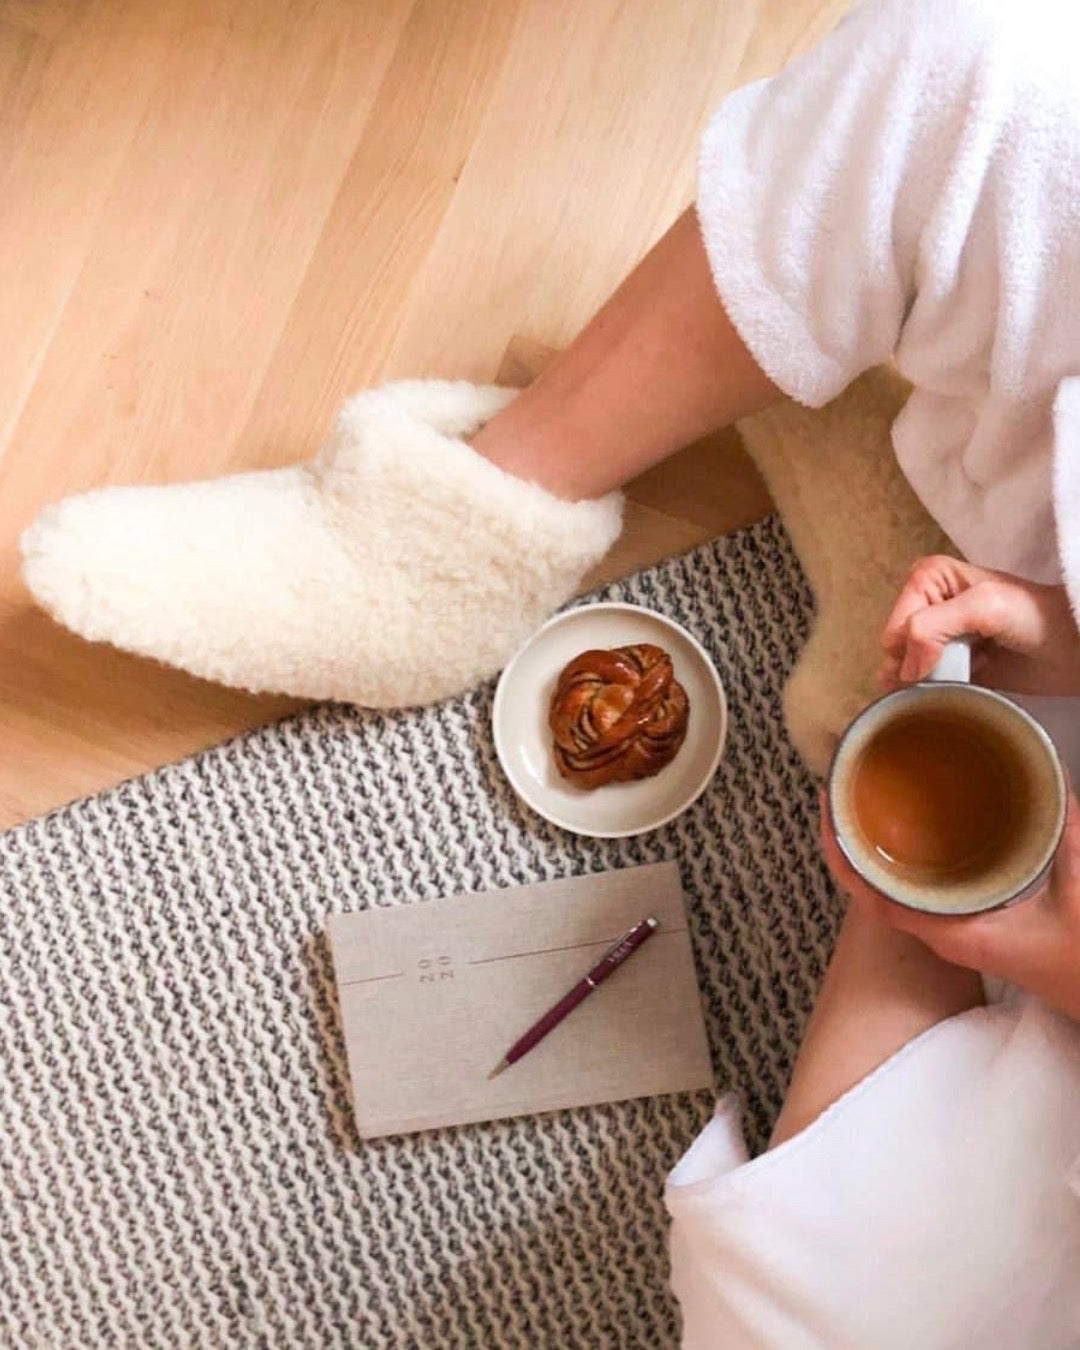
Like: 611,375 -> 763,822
488,916 -> 659,1078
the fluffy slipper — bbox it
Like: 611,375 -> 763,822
21,380 -> 624,707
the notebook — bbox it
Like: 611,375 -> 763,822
327,861 -> 714,1138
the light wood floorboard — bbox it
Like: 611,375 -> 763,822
0,0 -> 853,828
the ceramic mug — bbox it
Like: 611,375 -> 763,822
827,641 -> 1068,915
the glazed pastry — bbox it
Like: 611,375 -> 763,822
549,643 -> 689,789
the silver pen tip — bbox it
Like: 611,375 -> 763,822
488,1058 -> 510,1080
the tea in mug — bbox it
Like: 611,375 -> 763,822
849,707 -> 1032,883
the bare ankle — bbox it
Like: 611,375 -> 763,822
468,415 -> 595,502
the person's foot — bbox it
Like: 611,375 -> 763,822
21,380 -> 623,707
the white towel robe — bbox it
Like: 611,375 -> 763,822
670,1 -> 1080,1344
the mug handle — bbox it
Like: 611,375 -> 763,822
926,637 -> 972,684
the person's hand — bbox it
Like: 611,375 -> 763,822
822,795 -> 1080,1021
879,555 -> 1080,695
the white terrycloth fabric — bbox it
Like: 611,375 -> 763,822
697,0 -> 1080,608
20,381 -> 623,707
666,993 -> 1080,1349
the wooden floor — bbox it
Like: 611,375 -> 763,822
0,0 -> 853,830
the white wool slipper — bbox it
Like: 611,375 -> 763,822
21,380 -> 624,707
737,366 -> 958,777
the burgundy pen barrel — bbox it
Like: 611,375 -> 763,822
502,916 -> 659,1067
504,981 -> 594,1065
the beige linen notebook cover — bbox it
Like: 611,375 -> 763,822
327,861 -> 714,1138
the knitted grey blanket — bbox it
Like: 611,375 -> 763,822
0,516 -> 840,1349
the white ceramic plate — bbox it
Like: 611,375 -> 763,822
492,602 -> 727,837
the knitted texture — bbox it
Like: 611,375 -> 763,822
0,516 -> 840,1349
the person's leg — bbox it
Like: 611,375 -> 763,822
20,204 -> 782,706
769,903 -> 985,1146
470,206 -> 780,500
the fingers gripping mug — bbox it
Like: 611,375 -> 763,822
827,641 -> 1068,916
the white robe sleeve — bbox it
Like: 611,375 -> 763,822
1054,380 -> 1080,625
696,0 -> 1012,409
